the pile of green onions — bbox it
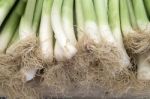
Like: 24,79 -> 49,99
1,0 -> 150,98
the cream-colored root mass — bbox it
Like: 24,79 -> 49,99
124,31 -> 150,54
0,54 -> 20,84
42,35 -> 134,96
2,75 -> 39,99
5,36 -> 43,81
42,63 -> 72,96
137,51 -> 150,80
0,54 -> 39,99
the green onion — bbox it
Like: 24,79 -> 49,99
39,0 -> 53,62
120,0 -> 138,53
108,0 -> 130,67
120,0 -> 141,54
0,0 -> 26,53
122,0 -> 150,53
131,0 -> 150,80
62,0 -> 77,45
55,0 -> 77,61
0,0 -> 16,26
51,0 -> 77,60
19,0 -> 37,81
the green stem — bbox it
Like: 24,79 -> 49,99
39,0 -> 54,61
108,0 -> 130,67
75,0 -> 85,40
51,0 -> 66,47
94,0 -> 108,26
62,0 -> 76,45
32,0 -> 44,34
51,0 -> 77,59
144,0 -> 150,18
126,0 -> 138,29
132,0 -> 149,30
108,0 -> 122,42
120,0 -> 133,36
81,0 -> 101,43
9,29 -> 19,47
0,0 -> 16,26
81,0 -> 96,22
94,0 -> 114,42
108,0 -> 120,31
19,0 -> 37,39
0,0 -> 26,53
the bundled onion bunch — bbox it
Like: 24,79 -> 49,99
1,0 -> 150,98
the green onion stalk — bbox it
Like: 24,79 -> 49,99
105,0 -> 133,93
75,0 -> 102,88
52,0 -> 77,61
0,0 -> 16,26
63,0 -> 131,94
129,0 -> 150,54
122,0 -> 150,54
130,0 -> 150,80
108,0 -> 130,68
0,0 -> 26,80
2,29 -> 40,99
18,0 -> 38,82
0,0 -> 38,98
82,0 -> 132,92
0,0 -> 25,53
55,0 -> 77,61
120,0 -> 140,54
42,0 -> 77,93
19,0 -> 44,82
94,0 -> 129,72
70,0 -> 130,91
7,0 -> 42,82
39,0 -> 53,63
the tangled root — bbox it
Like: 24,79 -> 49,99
42,63 -> 72,96
124,29 -> 150,54
0,54 -> 39,99
0,36 -> 43,98
123,72 -> 150,97
1,74 -> 39,99
8,36 -> 42,67
6,36 -> 43,81
0,54 -> 20,81
89,42 -> 133,96
41,36 -> 133,97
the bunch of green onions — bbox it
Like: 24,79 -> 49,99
1,0 -> 150,98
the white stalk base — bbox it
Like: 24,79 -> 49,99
137,52 -> 150,80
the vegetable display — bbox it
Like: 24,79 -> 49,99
1,0 -> 150,98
